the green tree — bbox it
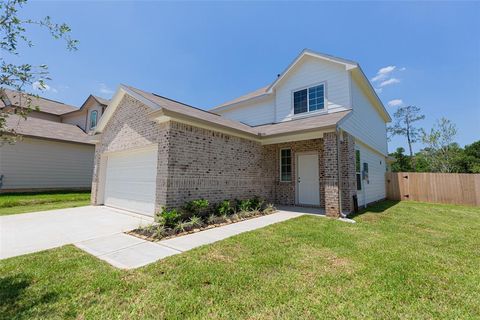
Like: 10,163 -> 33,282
389,147 -> 413,172
0,0 -> 78,140
413,150 -> 432,172
387,105 -> 425,169
421,118 -> 460,173
455,140 -> 480,173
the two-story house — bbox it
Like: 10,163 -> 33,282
0,89 -> 109,192
90,49 -> 391,217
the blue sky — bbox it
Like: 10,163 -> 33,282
15,1 -> 480,152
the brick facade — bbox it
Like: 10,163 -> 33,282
340,132 -> 357,213
164,121 -> 275,207
323,132 -> 341,217
92,95 -> 356,217
91,95 -> 170,212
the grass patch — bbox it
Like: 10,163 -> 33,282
0,191 -> 90,216
0,201 -> 479,319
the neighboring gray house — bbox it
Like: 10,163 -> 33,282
0,90 -> 109,192
91,50 -> 391,218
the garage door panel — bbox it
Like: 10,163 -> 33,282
104,147 -> 157,216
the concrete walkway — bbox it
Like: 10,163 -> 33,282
75,210 -> 305,269
0,206 -> 152,259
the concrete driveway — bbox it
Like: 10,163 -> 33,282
0,206 -> 152,259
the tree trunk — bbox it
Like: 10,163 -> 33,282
406,120 -> 416,171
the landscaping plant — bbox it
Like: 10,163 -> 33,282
214,200 -> 232,216
156,208 -> 181,228
136,196 -> 273,241
184,199 -> 210,218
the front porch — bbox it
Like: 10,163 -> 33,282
265,131 -> 357,217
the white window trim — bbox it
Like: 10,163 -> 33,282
279,148 -> 292,182
291,81 -> 328,118
355,148 -> 362,191
90,110 -> 98,129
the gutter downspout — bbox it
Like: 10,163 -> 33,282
336,126 -> 346,218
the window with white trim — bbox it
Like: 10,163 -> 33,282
90,110 -> 98,129
280,149 -> 292,182
293,84 -> 325,115
355,149 -> 361,190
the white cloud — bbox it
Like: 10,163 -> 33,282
98,83 -> 114,95
387,99 -> 403,107
379,78 -> 400,87
374,87 -> 383,94
32,81 -> 58,93
371,65 -> 396,82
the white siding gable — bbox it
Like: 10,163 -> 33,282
274,55 -> 350,122
340,76 -> 388,155
215,96 -> 275,126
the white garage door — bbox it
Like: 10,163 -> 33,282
104,146 -> 157,216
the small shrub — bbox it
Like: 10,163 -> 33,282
250,196 -> 264,211
152,225 -> 166,239
237,211 -> 248,219
174,221 -> 191,233
229,213 -> 240,222
184,199 -> 210,217
156,208 -> 181,228
188,215 -> 204,229
237,199 -> 252,212
207,214 -> 228,225
263,203 -> 276,214
215,200 -> 232,216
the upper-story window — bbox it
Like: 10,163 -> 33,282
90,110 -> 98,129
293,84 -> 325,115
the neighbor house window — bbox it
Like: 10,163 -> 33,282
293,84 -> 325,115
280,149 -> 292,182
90,110 -> 98,129
356,150 -> 362,190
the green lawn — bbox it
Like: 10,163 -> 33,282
0,191 -> 91,216
1,201 -> 479,319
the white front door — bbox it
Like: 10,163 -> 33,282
104,146 -> 158,216
297,153 -> 320,206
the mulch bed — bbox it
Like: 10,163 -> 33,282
127,209 -> 277,242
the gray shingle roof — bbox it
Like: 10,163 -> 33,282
124,85 -> 259,136
92,95 -> 110,106
1,89 -> 78,115
212,85 -> 269,110
5,114 -> 93,144
123,85 -> 350,138
255,111 -> 350,136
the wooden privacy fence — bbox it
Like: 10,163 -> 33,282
386,172 -> 480,206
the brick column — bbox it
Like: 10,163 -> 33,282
340,132 -> 357,214
323,132 -> 340,217
90,145 -> 101,205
